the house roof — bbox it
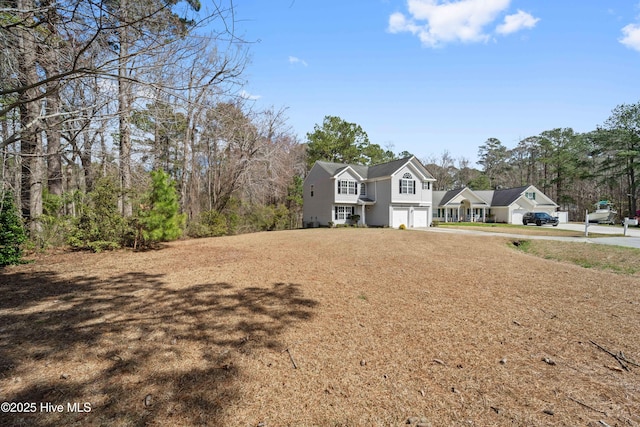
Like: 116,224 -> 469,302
368,157 -> 413,179
313,157 -> 434,181
438,188 -> 465,205
490,186 -> 529,206
435,185 -> 558,208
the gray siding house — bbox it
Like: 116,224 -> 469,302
303,156 -> 436,228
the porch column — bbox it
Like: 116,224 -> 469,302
361,205 -> 366,225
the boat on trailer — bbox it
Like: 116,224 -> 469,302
587,200 -> 617,224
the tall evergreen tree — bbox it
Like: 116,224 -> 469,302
137,169 -> 185,247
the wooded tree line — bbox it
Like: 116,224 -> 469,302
1,1 -> 639,262
1,0 -> 305,255
424,103 -> 640,221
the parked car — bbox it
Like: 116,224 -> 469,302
522,212 -> 559,226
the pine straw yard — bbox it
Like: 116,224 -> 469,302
1,228 -> 639,426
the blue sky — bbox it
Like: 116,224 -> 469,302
220,0 -> 640,165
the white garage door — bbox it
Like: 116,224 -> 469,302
392,208 -> 409,228
413,209 -> 429,228
512,209 -> 526,225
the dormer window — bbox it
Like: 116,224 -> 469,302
360,183 -> 366,196
399,173 -> 415,194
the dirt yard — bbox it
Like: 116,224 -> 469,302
1,228 -> 639,426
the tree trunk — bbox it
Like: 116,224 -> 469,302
18,0 -> 43,235
45,82 -> 63,197
118,0 -> 133,217
44,0 -> 63,197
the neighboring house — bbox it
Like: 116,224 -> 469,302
303,156 -> 436,228
433,185 -> 559,224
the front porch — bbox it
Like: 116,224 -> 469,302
434,202 -> 492,223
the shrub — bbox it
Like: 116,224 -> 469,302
68,177 -> 129,252
186,210 -> 229,238
0,192 -> 27,266
37,189 -> 74,249
399,223 -> 406,230
244,203 -> 290,232
431,220 -> 440,227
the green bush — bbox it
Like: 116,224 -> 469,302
186,209 -> 229,238
68,177 -> 129,252
0,192 -> 27,266
247,204 -> 289,231
37,189 -> 74,249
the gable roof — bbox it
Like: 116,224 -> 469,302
490,186 -> 529,206
490,185 -> 557,207
367,157 -> 413,179
438,188 -> 466,205
434,187 -> 491,206
313,157 -> 434,181
434,185 -> 558,208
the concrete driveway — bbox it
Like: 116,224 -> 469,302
421,222 -> 640,249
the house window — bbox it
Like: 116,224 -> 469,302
422,181 -> 430,190
360,183 -> 366,196
310,185 -> 314,197
525,191 -> 536,200
335,205 -> 355,220
338,180 -> 357,195
400,173 -> 415,194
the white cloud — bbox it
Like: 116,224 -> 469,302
288,56 -> 308,66
388,0 -> 538,47
496,10 -> 539,35
239,90 -> 261,101
620,23 -> 640,52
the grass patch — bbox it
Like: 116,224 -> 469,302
511,239 -> 640,275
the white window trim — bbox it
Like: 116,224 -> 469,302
400,179 -> 415,194
338,180 -> 358,195
335,205 -> 355,220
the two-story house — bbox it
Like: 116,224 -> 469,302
303,156 -> 436,228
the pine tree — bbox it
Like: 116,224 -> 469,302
137,170 -> 185,247
0,192 -> 27,267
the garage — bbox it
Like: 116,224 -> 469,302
391,208 -> 409,228
413,208 -> 429,228
511,209 -> 526,225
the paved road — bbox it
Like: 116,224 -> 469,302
420,222 -> 640,249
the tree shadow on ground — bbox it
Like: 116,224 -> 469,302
0,270 -> 318,426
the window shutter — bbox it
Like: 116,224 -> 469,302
355,183 -> 358,195
399,180 -> 402,193
413,181 -> 416,194
337,181 -> 341,194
